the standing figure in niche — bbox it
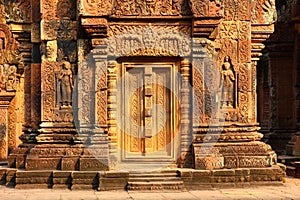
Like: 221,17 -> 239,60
221,56 -> 235,108
58,57 -> 73,108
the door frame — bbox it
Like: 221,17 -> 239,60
117,60 -> 180,163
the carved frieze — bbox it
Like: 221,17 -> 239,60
107,25 -> 191,57
80,0 -> 191,17
111,0 -> 192,16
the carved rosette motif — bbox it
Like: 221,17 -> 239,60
107,25 -> 191,57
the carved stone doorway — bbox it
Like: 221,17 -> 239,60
118,62 -> 179,164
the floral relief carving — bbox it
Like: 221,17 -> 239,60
41,62 -> 56,121
108,25 -> 191,57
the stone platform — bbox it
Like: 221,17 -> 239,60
0,165 -> 286,191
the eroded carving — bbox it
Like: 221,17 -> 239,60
5,0 -> 31,22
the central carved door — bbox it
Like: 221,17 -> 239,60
120,63 -> 177,162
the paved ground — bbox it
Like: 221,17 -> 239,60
0,177 -> 299,200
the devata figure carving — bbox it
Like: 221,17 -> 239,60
221,56 -> 235,108
57,57 -> 73,108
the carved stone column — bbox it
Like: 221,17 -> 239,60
179,59 -> 193,168
107,60 -> 118,167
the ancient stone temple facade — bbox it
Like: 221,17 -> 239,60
0,0 -> 286,190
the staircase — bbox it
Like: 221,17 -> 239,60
127,170 -> 185,191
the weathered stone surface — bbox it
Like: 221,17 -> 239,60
79,158 -> 108,171
26,158 -> 61,170
61,157 -> 79,170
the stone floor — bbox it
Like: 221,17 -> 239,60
0,177 -> 299,200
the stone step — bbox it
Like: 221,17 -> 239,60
127,180 -> 185,191
127,171 -> 184,191
129,176 -> 180,182
129,173 -> 178,178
